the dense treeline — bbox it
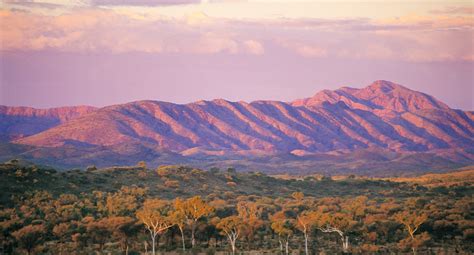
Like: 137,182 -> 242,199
0,161 -> 473,254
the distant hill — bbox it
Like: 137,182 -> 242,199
1,80 -> 473,175
0,105 -> 96,141
388,166 -> 474,187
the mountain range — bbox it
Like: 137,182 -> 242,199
1,80 -> 473,176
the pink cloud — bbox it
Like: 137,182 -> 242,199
376,15 -> 473,31
191,32 -> 239,54
0,9 -> 267,55
295,45 -> 327,58
243,40 -> 264,55
91,0 -> 201,6
277,40 -> 327,58
430,6 -> 474,15
0,9 -> 472,62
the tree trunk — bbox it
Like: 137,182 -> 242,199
304,232 -> 309,255
278,236 -> 283,253
151,233 -> 156,255
410,233 -> 416,255
285,238 -> 289,255
191,224 -> 196,248
231,240 -> 236,255
180,227 -> 186,251
342,235 -> 349,253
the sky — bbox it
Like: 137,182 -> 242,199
0,0 -> 473,110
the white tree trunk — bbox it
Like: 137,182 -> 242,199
285,238 -> 289,255
409,232 -> 417,255
180,227 -> 186,251
278,236 -> 283,253
304,232 -> 309,255
191,224 -> 196,248
226,231 -> 238,255
230,239 -> 236,255
342,235 -> 349,253
151,233 -> 156,255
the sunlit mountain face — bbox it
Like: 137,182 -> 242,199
1,80 -> 473,175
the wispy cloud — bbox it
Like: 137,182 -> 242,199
0,9 -> 265,54
1,4 -> 472,62
242,40 -> 264,55
430,6 -> 474,15
90,0 -> 202,6
2,0 -> 87,8
277,40 -> 327,58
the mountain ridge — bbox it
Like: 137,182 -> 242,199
1,80 -> 473,173
291,80 -> 451,112
0,105 -> 97,141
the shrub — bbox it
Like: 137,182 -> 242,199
164,180 -> 180,188
226,181 -> 237,187
86,165 -> 97,172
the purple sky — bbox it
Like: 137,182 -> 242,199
0,1 -> 473,110
2,50 -> 472,110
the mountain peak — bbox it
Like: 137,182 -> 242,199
292,80 -> 449,112
354,80 -> 450,112
367,80 -> 404,93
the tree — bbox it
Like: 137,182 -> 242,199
394,211 -> 428,255
53,222 -> 72,254
209,167 -> 220,174
12,224 -> 45,255
295,211 -> 317,255
216,216 -> 242,255
106,186 -> 146,216
86,165 -> 97,172
316,197 -> 367,253
236,201 -> 264,249
106,216 -> 139,255
137,161 -> 147,169
71,233 -> 87,250
342,195 -> 368,220
318,212 -> 356,253
86,219 -> 111,251
291,192 -> 304,202
271,211 -> 293,255
174,196 -> 214,247
52,222 -> 71,243
136,199 -> 173,255
170,200 -> 187,251
106,192 -> 138,216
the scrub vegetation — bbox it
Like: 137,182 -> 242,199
1,160 -> 473,254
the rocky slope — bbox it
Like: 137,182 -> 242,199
0,105 -> 97,141
13,81 -> 474,153
1,80 -> 473,172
